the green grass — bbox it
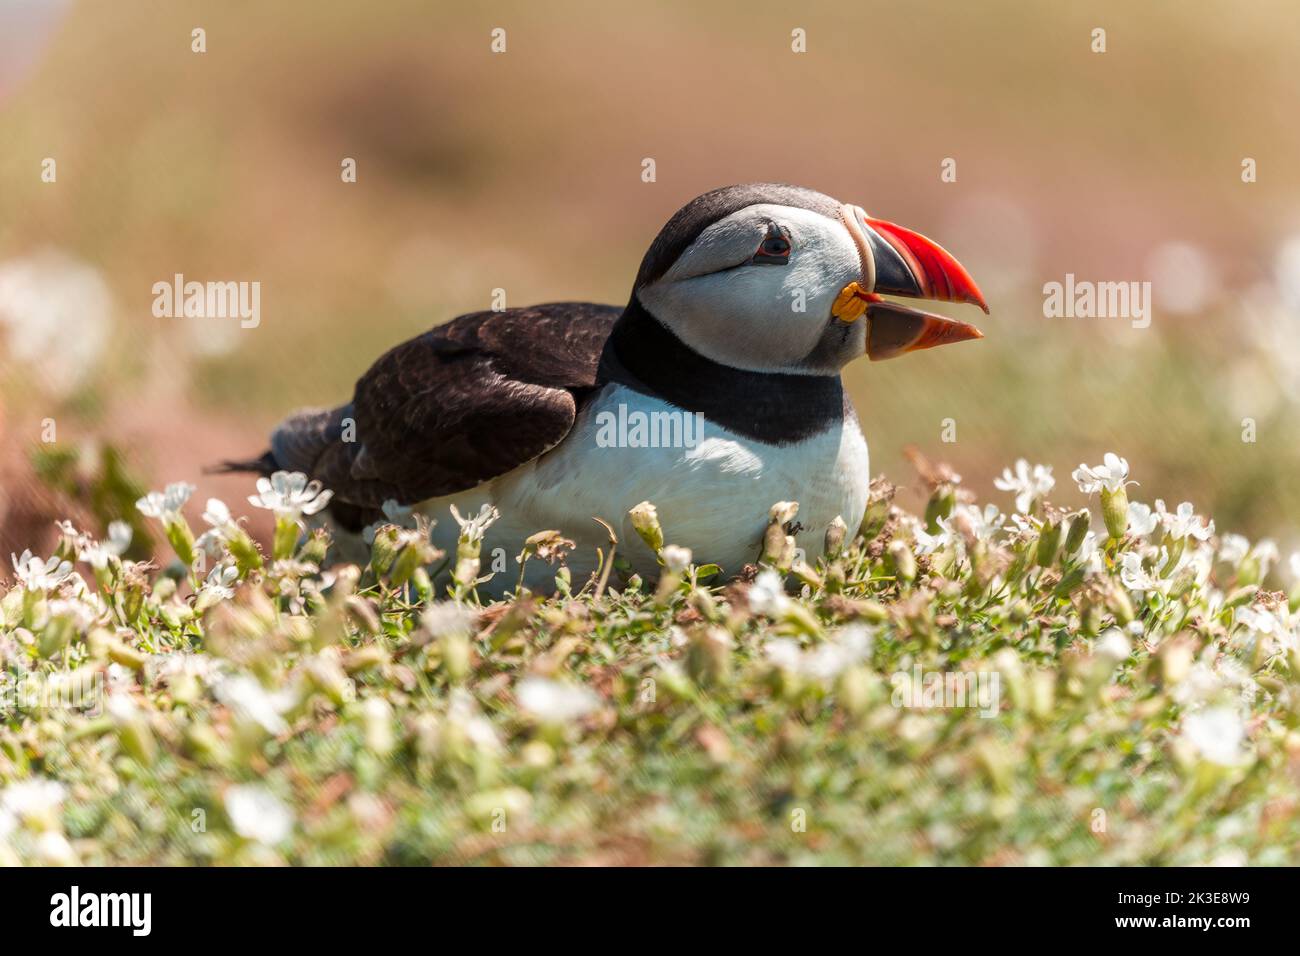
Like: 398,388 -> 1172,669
1,461 -> 1298,866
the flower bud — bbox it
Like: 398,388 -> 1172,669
628,501 -> 663,554
452,556 -> 480,589
924,483 -> 956,532
361,697 -> 395,757
1035,518 -> 1062,568
165,519 -> 196,567
37,614 -> 76,659
272,515 -> 302,561
108,696 -> 156,767
227,528 -> 263,574
183,721 -> 227,766
886,540 -> 917,583
824,515 -> 847,559
388,543 -> 422,588
305,651 -> 352,705
344,645 -> 389,675
368,525 -> 399,576
412,566 -> 434,603
1100,486 -> 1128,540
108,640 -> 147,671
790,560 -> 823,591
1105,582 -> 1135,626
1028,670 -> 1055,720
1237,552 -> 1262,587
1156,637 -> 1194,686
686,627 -> 732,686
297,528 -> 330,566
859,497 -> 891,542
837,666 -> 874,716
761,525 -> 788,568
1063,508 -> 1090,557
439,630 -> 472,682
761,502 -> 799,568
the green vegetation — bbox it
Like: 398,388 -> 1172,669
1,455 -> 1298,865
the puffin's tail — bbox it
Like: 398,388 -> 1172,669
203,450 -> 278,477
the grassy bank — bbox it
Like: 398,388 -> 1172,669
1,455 -> 1298,865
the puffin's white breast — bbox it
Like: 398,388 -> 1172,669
422,384 -> 869,595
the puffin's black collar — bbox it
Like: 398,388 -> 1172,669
598,298 -> 848,445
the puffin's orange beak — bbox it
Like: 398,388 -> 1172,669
834,204 -> 987,361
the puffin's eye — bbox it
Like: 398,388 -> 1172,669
752,224 -> 791,265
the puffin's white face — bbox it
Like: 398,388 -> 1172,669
638,204 -> 865,374
636,196 -> 987,375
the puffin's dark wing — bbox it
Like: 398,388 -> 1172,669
266,302 -> 619,513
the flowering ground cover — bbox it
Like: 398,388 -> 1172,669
1,454 -> 1297,865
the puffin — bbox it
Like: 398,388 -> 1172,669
223,184 -> 986,593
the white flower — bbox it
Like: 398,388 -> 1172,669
1180,547 -> 1214,589
1076,531 -> 1104,574
1007,513 -> 1036,537
1095,627 -> 1131,663
105,692 -> 141,722
195,498 -> 243,556
449,502 -> 500,543
213,674 -> 296,735
78,521 -> 132,568
1119,551 -> 1163,594
1156,500 -> 1214,542
199,564 -> 240,602
204,497 -> 233,527
803,626 -> 873,681
48,598 -> 98,632
747,569 -> 791,617
1251,539 -> 1279,579
993,459 -> 1055,514
949,503 -> 1005,541
10,550 -> 74,592
1,778 -> 66,824
910,515 -> 953,555
1072,453 -> 1132,495
34,830 -> 78,865
516,676 -> 600,723
201,498 -> 239,535
1235,605 -> 1284,638
156,652 -> 216,685
913,526 -> 950,555
763,627 -> 872,683
1181,707 -> 1247,767
764,637 -> 803,672
224,785 -> 293,845
661,545 -> 693,574
1219,535 -> 1278,578
135,481 -> 196,523
422,601 -> 474,640
362,499 -> 417,544
1126,502 -> 1158,537
248,471 -> 333,521
107,521 -> 132,553
448,688 -> 501,753
1219,534 -> 1250,565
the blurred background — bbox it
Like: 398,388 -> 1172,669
2,0 -> 1300,560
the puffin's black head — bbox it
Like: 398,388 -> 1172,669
631,183 -> 987,375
